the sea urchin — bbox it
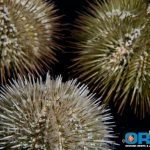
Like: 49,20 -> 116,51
0,74 -> 115,149
0,0 -> 59,82
73,0 -> 150,118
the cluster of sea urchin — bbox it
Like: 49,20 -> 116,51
73,0 -> 150,118
0,74 -> 115,149
0,0 -> 58,82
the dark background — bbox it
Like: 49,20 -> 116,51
49,0 -> 150,149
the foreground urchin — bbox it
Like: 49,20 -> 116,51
0,74 -> 115,149
0,0 -> 58,82
73,0 -> 150,118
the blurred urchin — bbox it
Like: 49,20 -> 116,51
0,74 -> 115,149
0,0 -> 59,82
72,0 -> 150,118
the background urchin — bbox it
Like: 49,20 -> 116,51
72,0 -> 150,118
0,0 -> 59,83
0,74 -> 115,149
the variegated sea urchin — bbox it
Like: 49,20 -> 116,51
0,0 -> 59,82
0,74 -> 115,149
73,0 -> 150,118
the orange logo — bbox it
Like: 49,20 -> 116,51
128,135 -> 134,142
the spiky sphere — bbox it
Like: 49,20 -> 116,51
73,0 -> 150,118
0,0 -> 58,82
0,74 -> 115,149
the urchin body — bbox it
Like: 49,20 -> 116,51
0,0 -> 58,82
73,0 -> 150,118
0,74 -> 115,149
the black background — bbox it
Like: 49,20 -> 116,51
49,0 -> 150,149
